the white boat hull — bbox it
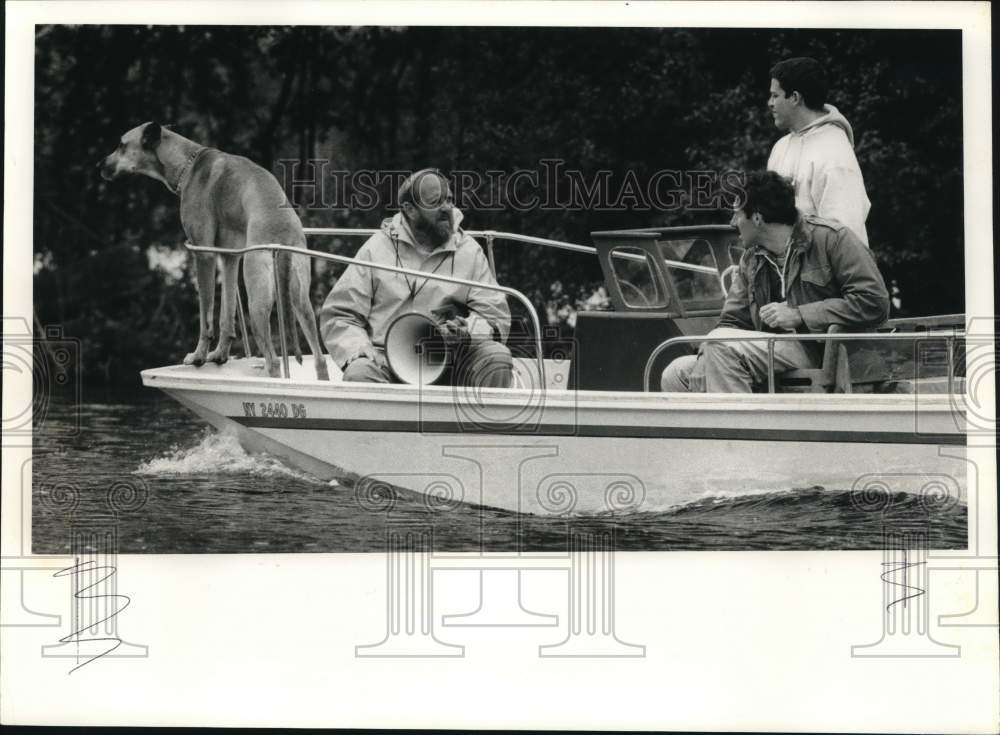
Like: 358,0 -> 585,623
142,357 -> 968,515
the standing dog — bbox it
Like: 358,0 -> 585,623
100,121 -> 329,380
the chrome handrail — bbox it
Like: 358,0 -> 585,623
719,264 -> 739,297
884,313 -> 966,330
304,227 -> 597,256
184,241 -> 545,384
303,227 -> 721,278
659,260 -> 721,277
643,331 -> 963,394
469,231 -> 722,280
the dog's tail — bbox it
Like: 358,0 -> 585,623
277,251 -> 304,364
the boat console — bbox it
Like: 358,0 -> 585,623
572,225 -> 738,391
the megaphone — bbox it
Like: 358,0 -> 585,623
384,312 -> 450,385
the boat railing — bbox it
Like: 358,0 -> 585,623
183,240 -> 545,383
303,227 -> 721,282
642,331 -> 964,394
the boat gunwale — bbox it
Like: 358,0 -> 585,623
140,363 -> 967,416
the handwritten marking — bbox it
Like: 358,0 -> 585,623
53,559 -> 130,673
882,550 -> 927,612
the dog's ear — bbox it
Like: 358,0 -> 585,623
140,122 -> 162,150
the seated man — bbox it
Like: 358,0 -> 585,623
661,171 -> 889,393
320,168 -> 512,387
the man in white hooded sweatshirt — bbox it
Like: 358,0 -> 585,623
767,57 -> 871,246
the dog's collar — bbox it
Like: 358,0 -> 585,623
171,146 -> 208,195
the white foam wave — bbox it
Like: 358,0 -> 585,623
630,483 -> 827,516
135,429 -> 324,484
691,484 -> 823,502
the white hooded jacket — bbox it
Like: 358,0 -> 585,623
767,104 -> 871,246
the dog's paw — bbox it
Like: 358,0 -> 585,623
183,351 -> 206,367
206,348 -> 229,365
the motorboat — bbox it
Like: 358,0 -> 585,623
141,225 -> 968,515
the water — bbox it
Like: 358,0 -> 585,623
31,390 -> 968,553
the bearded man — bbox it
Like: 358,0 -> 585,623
320,168 -> 512,387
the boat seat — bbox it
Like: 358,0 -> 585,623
775,324 -> 914,393
776,325 -> 853,393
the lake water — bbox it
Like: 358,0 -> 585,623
31,390 -> 968,553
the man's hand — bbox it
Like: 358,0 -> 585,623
438,316 -> 470,346
759,301 -> 803,331
346,344 -> 377,366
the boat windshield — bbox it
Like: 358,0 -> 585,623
657,238 -> 725,302
609,246 -> 667,308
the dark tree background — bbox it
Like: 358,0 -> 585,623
32,25 -> 964,385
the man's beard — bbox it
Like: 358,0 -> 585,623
413,212 -> 453,248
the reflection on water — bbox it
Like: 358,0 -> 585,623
31,390 -> 968,553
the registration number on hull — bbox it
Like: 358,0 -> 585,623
242,401 -> 306,419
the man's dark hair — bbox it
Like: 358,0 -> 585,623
769,57 -> 828,111
398,168 -> 448,208
740,171 -> 798,225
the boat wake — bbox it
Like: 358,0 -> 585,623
565,487 -> 970,550
660,486 -> 967,517
135,428 -> 326,485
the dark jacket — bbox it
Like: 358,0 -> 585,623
718,215 -> 889,335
